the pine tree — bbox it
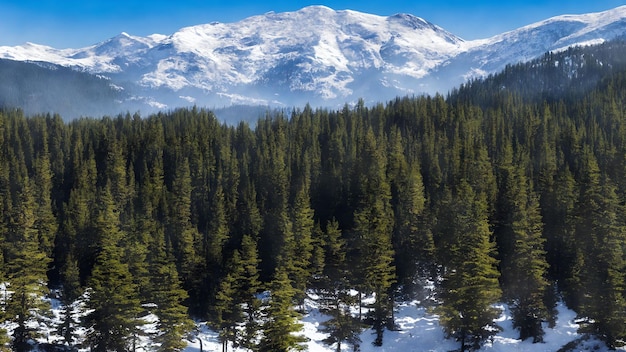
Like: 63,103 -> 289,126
85,248 -> 143,351
83,188 -> 143,352
437,181 -> 502,352
255,115 -> 292,282
317,220 -> 363,352
214,251 -> 245,352
137,185 -> 194,352
151,259 -> 194,352
507,169 -> 550,342
238,234 -> 263,350
0,113 -> 12,352
352,128 -> 396,346
572,149 -> 626,348
288,179 -> 314,308
58,256 -> 82,346
167,156 -> 202,311
32,146 -> 58,259
0,330 -> 8,352
542,165 -> 576,311
390,157 -> 433,296
259,264 -> 307,352
495,152 -> 550,342
4,179 -> 51,352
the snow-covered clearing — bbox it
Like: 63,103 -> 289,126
0,284 -> 621,352
184,298 -> 623,352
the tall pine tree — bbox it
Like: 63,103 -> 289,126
352,128 -> 396,346
4,179 -> 51,352
437,181 -> 502,351
83,188 -> 143,352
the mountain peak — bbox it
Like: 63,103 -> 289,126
297,5 -> 336,13
0,6 -> 625,110
388,13 -> 430,27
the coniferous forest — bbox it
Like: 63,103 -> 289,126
2,41 -> 626,351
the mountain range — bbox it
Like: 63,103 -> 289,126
1,5 -> 626,117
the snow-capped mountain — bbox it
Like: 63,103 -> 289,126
1,5 -> 626,110
434,5 -> 626,86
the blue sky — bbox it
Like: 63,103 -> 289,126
1,0 -> 625,48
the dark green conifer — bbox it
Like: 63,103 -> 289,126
83,188 -> 143,352
352,128 -> 395,346
4,179 -> 51,352
214,250 -> 245,352
318,220 -> 363,352
259,264 -> 307,352
288,179 -> 314,308
437,181 -> 502,352
572,149 -> 626,348
507,169 -> 550,342
151,259 -> 194,352
238,234 -> 263,350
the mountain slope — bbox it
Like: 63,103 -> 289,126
0,59 -> 128,118
1,6 -> 626,112
447,39 -> 626,107
433,5 -> 626,89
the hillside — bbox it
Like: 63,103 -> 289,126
0,59 -> 128,118
449,39 -> 626,105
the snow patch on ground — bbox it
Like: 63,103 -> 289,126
180,297 -> 624,352
0,285 -> 621,352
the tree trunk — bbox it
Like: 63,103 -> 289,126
460,330 -> 466,352
390,295 -> 395,328
358,291 -> 362,320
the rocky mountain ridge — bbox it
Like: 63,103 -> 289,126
1,5 -> 626,111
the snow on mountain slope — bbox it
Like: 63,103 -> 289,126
0,33 -> 164,73
0,6 -> 466,106
438,5 -> 626,84
0,5 -> 626,109
137,6 -> 467,99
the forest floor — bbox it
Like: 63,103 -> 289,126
184,296 -> 624,352
3,287 -> 622,352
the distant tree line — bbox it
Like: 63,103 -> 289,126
0,59 -> 127,119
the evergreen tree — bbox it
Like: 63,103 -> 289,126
83,188 -> 143,352
214,251 -> 245,352
4,68 -> 626,352
572,149 -> 626,348
238,234 -> 263,350
288,179 -> 314,308
495,150 -> 551,342
0,330 -> 8,352
57,256 -> 82,346
151,259 -> 194,352
389,157 -> 433,296
506,168 -> 550,341
0,113 -> 11,351
32,145 -> 57,259
259,264 -> 307,352
317,220 -> 363,352
542,166 -> 576,310
4,179 -> 51,352
437,181 -> 502,351
168,156 -> 200,281
166,155 -> 202,313
352,128 -> 396,346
